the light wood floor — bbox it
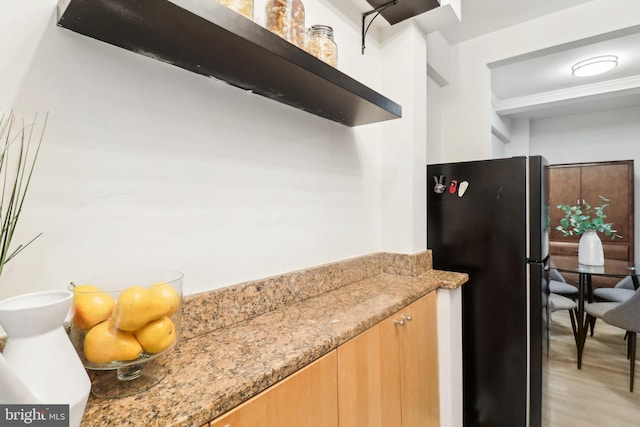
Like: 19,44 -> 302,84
544,310 -> 640,426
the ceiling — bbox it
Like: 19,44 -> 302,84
425,0 -> 640,119
490,27 -> 640,119
434,0 -> 599,45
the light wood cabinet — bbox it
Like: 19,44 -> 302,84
337,292 -> 439,427
336,303 -> 402,426
209,293 -> 439,427
210,351 -> 338,427
549,160 -> 635,288
398,294 -> 440,427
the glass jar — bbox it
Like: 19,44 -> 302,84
218,0 -> 254,20
265,0 -> 305,48
305,25 -> 338,67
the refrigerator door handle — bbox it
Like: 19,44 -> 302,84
526,254 -> 550,266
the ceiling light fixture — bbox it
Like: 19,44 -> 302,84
571,55 -> 619,77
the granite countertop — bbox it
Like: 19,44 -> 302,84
80,266 -> 466,427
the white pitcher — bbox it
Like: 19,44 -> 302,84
0,290 -> 91,427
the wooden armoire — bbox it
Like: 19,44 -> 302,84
549,160 -> 635,289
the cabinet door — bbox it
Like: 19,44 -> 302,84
580,163 -> 632,247
549,161 -> 634,288
549,166 -> 581,242
210,351 -> 338,427
337,311 -> 402,427
398,292 -> 440,427
550,161 -> 633,250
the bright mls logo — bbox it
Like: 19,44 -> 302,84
0,405 -> 69,426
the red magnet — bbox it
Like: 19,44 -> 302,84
449,180 -> 458,194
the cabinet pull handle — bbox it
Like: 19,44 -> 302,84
394,314 -> 413,326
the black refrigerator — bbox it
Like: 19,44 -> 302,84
427,156 -> 549,427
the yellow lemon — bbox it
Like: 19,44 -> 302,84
84,320 -> 142,363
150,282 -> 181,316
112,286 -> 171,331
134,316 -> 176,354
71,285 -> 115,330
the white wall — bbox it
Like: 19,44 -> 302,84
380,22 -> 428,254
502,118 -> 531,159
0,0 -> 427,298
529,106 -> 640,165
490,131 -> 505,159
427,75 -> 444,166
0,2 -> 52,108
437,0 -> 640,163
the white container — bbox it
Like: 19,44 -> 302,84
0,290 -> 91,427
578,230 -> 605,266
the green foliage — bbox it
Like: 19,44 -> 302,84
0,111 -> 46,280
556,195 -> 618,239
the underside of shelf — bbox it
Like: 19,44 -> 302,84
56,0 -> 402,127
365,0 -> 441,25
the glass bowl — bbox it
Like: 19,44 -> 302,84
68,270 -> 183,398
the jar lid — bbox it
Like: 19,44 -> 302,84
307,25 -> 334,38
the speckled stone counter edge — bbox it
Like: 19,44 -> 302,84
0,251 -> 432,353
181,250 -> 433,341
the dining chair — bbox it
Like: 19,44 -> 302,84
548,293 -> 578,337
545,292 -> 579,356
584,288 -> 640,392
590,276 -> 636,336
549,268 -> 578,298
594,275 -> 636,303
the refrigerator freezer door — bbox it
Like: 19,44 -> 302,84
427,157 -> 535,427
528,155 -> 550,427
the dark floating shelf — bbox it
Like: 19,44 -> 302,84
56,0 -> 402,127
365,0 -> 440,25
